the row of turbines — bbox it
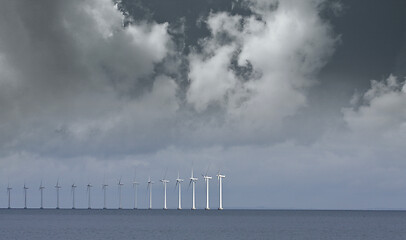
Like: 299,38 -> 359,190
4,170 -> 226,210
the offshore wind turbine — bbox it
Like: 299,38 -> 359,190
160,170 -> 170,210
39,181 -> 45,209
55,179 -> 61,209
7,182 -> 12,209
189,169 -> 198,210
217,172 -> 226,210
132,172 -> 139,209
23,182 -> 29,209
102,181 -> 108,209
147,177 -> 154,210
86,183 -> 93,209
202,172 -> 212,210
175,172 -> 184,210
71,183 -> 77,209
117,177 -> 124,209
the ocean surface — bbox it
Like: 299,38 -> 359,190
1,209 -> 406,240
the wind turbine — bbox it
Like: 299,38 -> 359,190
71,183 -> 77,209
175,172 -> 184,210
160,170 -> 170,210
132,171 -> 139,209
189,169 -> 198,210
117,177 -> 124,209
7,182 -> 12,209
55,179 -> 61,209
102,181 -> 108,209
23,182 -> 29,209
217,171 -> 226,210
147,177 -> 154,210
86,183 -> 93,209
202,171 -> 212,210
39,181 -> 45,209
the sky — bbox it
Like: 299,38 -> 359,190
0,0 -> 405,210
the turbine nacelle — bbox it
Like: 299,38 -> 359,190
217,174 -> 225,179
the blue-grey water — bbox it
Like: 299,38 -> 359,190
1,209 -> 406,239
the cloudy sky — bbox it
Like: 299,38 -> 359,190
0,0 -> 405,210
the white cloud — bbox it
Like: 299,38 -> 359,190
343,75 -> 406,138
186,0 -> 338,134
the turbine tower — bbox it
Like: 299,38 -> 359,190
160,171 -> 170,210
87,183 -> 93,209
202,174 -> 212,210
117,177 -> 124,209
71,183 -> 77,209
175,172 -> 184,210
132,173 -> 139,210
39,181 -> 45,209
147,177 -> 154,210
7,183 -> 12,209
217,172 -> 226,210
189,169 -> 198,210
55,180 -> 61,209
23,182 -> 29,209
102,182 -> 108,209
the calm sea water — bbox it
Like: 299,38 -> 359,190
1,209 -> 406,239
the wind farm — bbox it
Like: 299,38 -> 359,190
1,169 -> 226,210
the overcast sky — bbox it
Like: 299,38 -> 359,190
0,0 -> 405,210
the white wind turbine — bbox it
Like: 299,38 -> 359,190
23,182 -> 29,209
39,181 -> 45,209
55,179 -> 61,209
7,182 -> 12,209
217,171 -> 226,210
175,172 -> 184,210
160,170 -> 170,210
189,169 -> 198,210
132,171 -> 139,210
202,171 -> 212,210
71,183 -> 77,209
147,177 -> 154,210
102,181 -> 108,209
118,177 -> 124,209
87,183 -> 93,209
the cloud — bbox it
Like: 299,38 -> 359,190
187,0 -> 338,136
0,0 -> 175,156
343,75 -> 406,137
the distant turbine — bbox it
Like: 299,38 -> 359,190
189,169 -> 198,210
71,183 -> 77,209
102,181 -> 108,210
217,172 -> 226,210
23,182 -> 29,209
55,179 -> 61,209
132,171 -> 139,209
118,177 -> 124,209
39,181 -> 45,209
202,173 -> 212,210
160,170 -> 170,210
7,183 -> 12,209
87,183 -> 93,209
175,172 -> 184,210
147,177 -> 154,210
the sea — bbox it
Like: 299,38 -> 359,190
1,209 -> 406,240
